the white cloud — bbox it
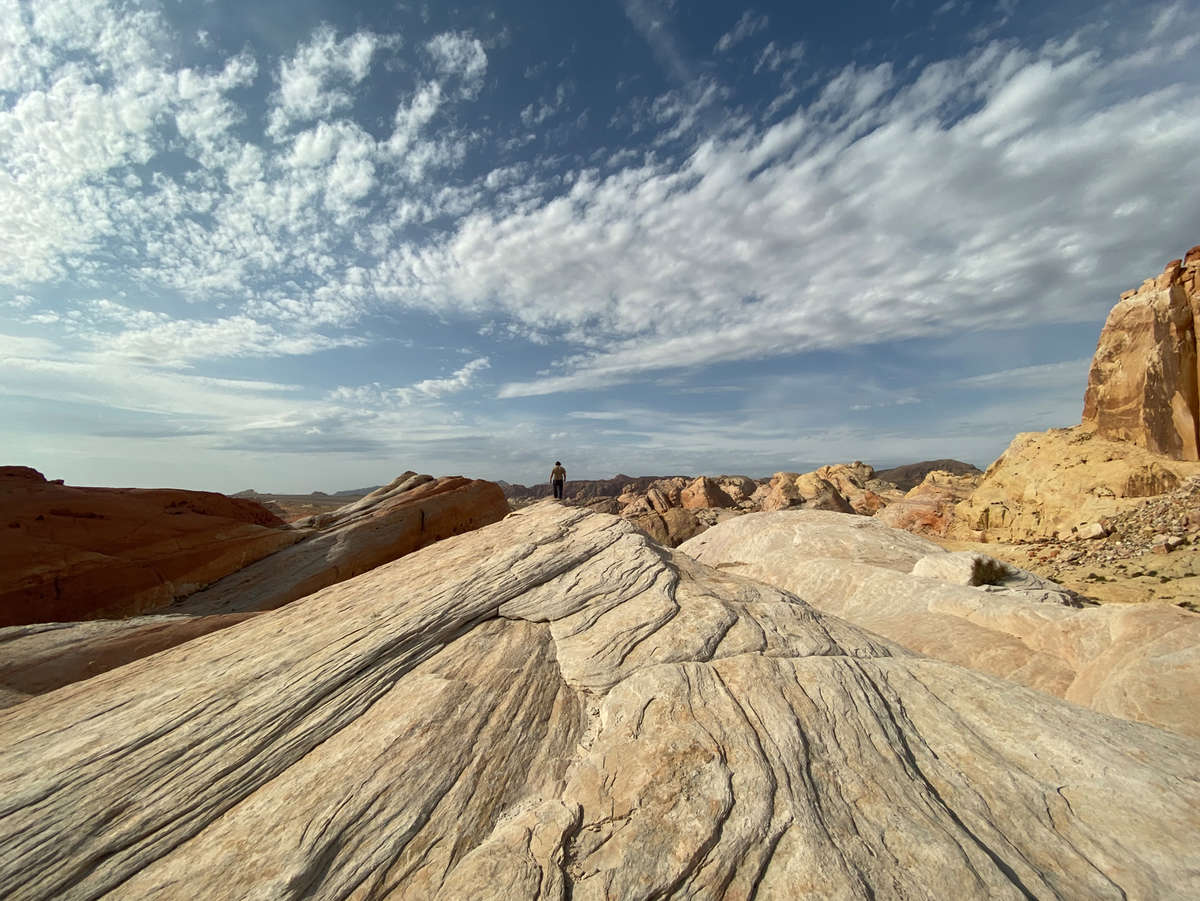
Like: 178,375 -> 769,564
623,0 -> 696,85
521,82 -> 573,126
407,356 -> 491,399
425,32 -> 487,98
267,27 -> 385,137
88,315 -> 365,367
754,41 -> 805,75
360,19 -> 1200,398
715,10 -> 770,54
957,359 -> 1092,390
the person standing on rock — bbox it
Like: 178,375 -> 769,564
550,461 -> 566,500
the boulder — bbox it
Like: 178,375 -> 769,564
680,510 -> 1200,737
713,475 -> 758,502
171,475 -> 509,615
627,507 -> 705,547
0,503 -> 1197,898
760,471 -> 855,513
678,476 -> 735,510
1082,252 -> 1200,460
0,469 -> 301,626
875,469 -> 981,536
910,551 -> 1012,586
813,462 -> 899,514
645,487 -> 672,514
951,426 -> 1200,541
646,476 -> 688,507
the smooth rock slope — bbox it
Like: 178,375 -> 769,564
1,503 -> 1197,899
171,472 -> 509,614
681,510 -> 1200,737
952,426 -> 1200,541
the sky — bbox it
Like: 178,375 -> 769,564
3,0 -> 1199,492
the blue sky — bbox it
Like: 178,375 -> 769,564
3,0 -> 1199,492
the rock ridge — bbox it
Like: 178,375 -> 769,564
0,503 -> 1198,898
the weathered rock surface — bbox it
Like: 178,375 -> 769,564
0,614 -> 253,706
1082,248 -> 1200,460
681,510 -> 1200,737
172,473 -> 509,614
713,474 -> 757,503
759,471 -> 856,513
0,467 -> 300,626
1,502 -> 1198,899
876,469 -> 982,536
678,476 -> 735,510
951,426 -> 1200,541
813,462 -> 901,514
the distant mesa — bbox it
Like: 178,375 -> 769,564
873,458 -> 982,492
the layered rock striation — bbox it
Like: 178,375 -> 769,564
0,467 -> 300,626
1,502 -> 1198,898
172,473 -> 509,615
681,510 -> 1200,738
1082,246 -> 1200,460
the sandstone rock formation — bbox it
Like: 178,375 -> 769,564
681,510 -> 1200,737
1082,246 -> 1200,460
876,469 -> 981,536
712,474 -> 758,503
952,426 -> 1200,542
812,462 -> 900,514
0,467 -> 301,626
678,476 -> 735,510
504,474 -> 671,505
757,470 -> 855,513
626,507 -> 705,547
0,613 -> 252,707
1,502 -> 1198,899
172,473 -> 509,615
874,458 -> 983,491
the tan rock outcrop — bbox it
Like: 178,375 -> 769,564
1,502 -> 1198,898
1082,248 -> 1200,460
681,510 -> 1200,737
0,468 -> 301,626
713,474 -> 758,502
627,507 -> 705,547
812,462 -> 898,514
759,471 -> 855,513
876,469 -> 981,536
678,476 -> 735,510
171,474 -> 509,615
951,426 -> 1200,541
